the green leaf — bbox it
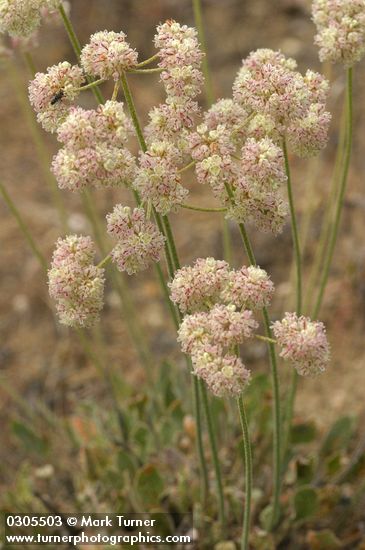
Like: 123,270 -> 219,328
307,529 -> 341,549
320,416 -> 354,456
296,457 -> 315,485
12,421 -> 48,456
135,464 -> 164,506
294,486 -> 319,521
117,450 -> 135,474
291,421 -> 318,445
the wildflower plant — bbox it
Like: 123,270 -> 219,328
0,0 -> 362,547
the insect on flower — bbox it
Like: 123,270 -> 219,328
50,89 -> 64,105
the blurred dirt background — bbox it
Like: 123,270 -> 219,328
1,0 -> 365,505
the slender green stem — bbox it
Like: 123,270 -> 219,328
120,70 -> 214,516
192,0 -> 214,106
255,334 -> 277,345
74,78 -> 106,92
200,380 -> 226,529
192,0 -> 233,266
97,254 -> 112,269
237,395 -> 252,550
312,67 -> 353,318
224,182 -> 281,528
283,138 -> 302,314
23,51 -> 36,77
8,59 -> 68,232
281,138 -> 302,463
136,53 -> 160,68
58,3 -> 104,105
0,181 -> 47,271
193,375 -> 209,505
181,203 -> 227,213
127,67 -> 162,74
179,160 -> 196,174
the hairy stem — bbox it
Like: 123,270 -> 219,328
0,181 -> 47,271
58,3 -> 104,104
281,137 -> 302,463
201,380 -> 226,529
237,395 -> 253,550
312,67 -> 353,318
120,71 -> 215,518
181,203 -> 227,213
224,182 -> 281,528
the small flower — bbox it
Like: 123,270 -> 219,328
28,61 -> 84,132
204,98 -> 249,145
222,266 -> 275,309
80,30 -> 138,81
52,145 -> 136,191
169,257 -> 230,313
133,141 -> 187,214
194,352 -> 250,398
240,137 -> 287,191
287,104 -> 331,158
0,0 -> 44,37
189,123 -> 235,162
106,206 -> 165,275
272,312 -> 330,376
48,235 -> 105,328
154,20 -> 204,70
312,0 -> 365,66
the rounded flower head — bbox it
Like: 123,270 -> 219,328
272,312 -> 330,376
240,137 -> 287,191
154,20 -> 204,69
80,30 -> 138,81
48,235 -> 105,328
194,352 -> 250,398
287,104 -> 331,158
28,61 -> 84,132
133,141 -> 187,215
312,0 -> 365,66
222,266 -> 275,310
169,257 -> 230,313
0,0 -> 44,37
204,99 -> 249,145
52,145 -> 136,191
106,206 -> 165,275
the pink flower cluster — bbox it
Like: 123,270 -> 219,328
0,0 -> 62,38
28,61 -> 84,132
312,0 -> 365,66
272,312 -> 330,376
133,141 -> 188,214
145,20 -> 203,143
106,205 -> 165,275
48,235 -> 105,328
170,258 -> 274,397
233,49 -> 331,158
169,258 -> 274,314
80,30 -> 138,81
228,137 -> 288,234
52,101 -> 136,190
178,305 -> 254,398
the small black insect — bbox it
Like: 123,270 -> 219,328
50,90 -> 64,105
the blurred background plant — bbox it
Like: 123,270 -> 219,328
1,0 -> 365,548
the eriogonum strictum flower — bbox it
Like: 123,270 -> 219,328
312,0 -> 365,66
106,205 -> 165,275
133,141 -> 188,214
28,61 -> 84,132
52,101 -> 136,190
145,20 -> 203,143
0,0 -> 59,37
272,312 -> 330,376
170,258 -> 275,397
233,49 -> 331,158
80,30 -> 138,80
48,235 -> 105,328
